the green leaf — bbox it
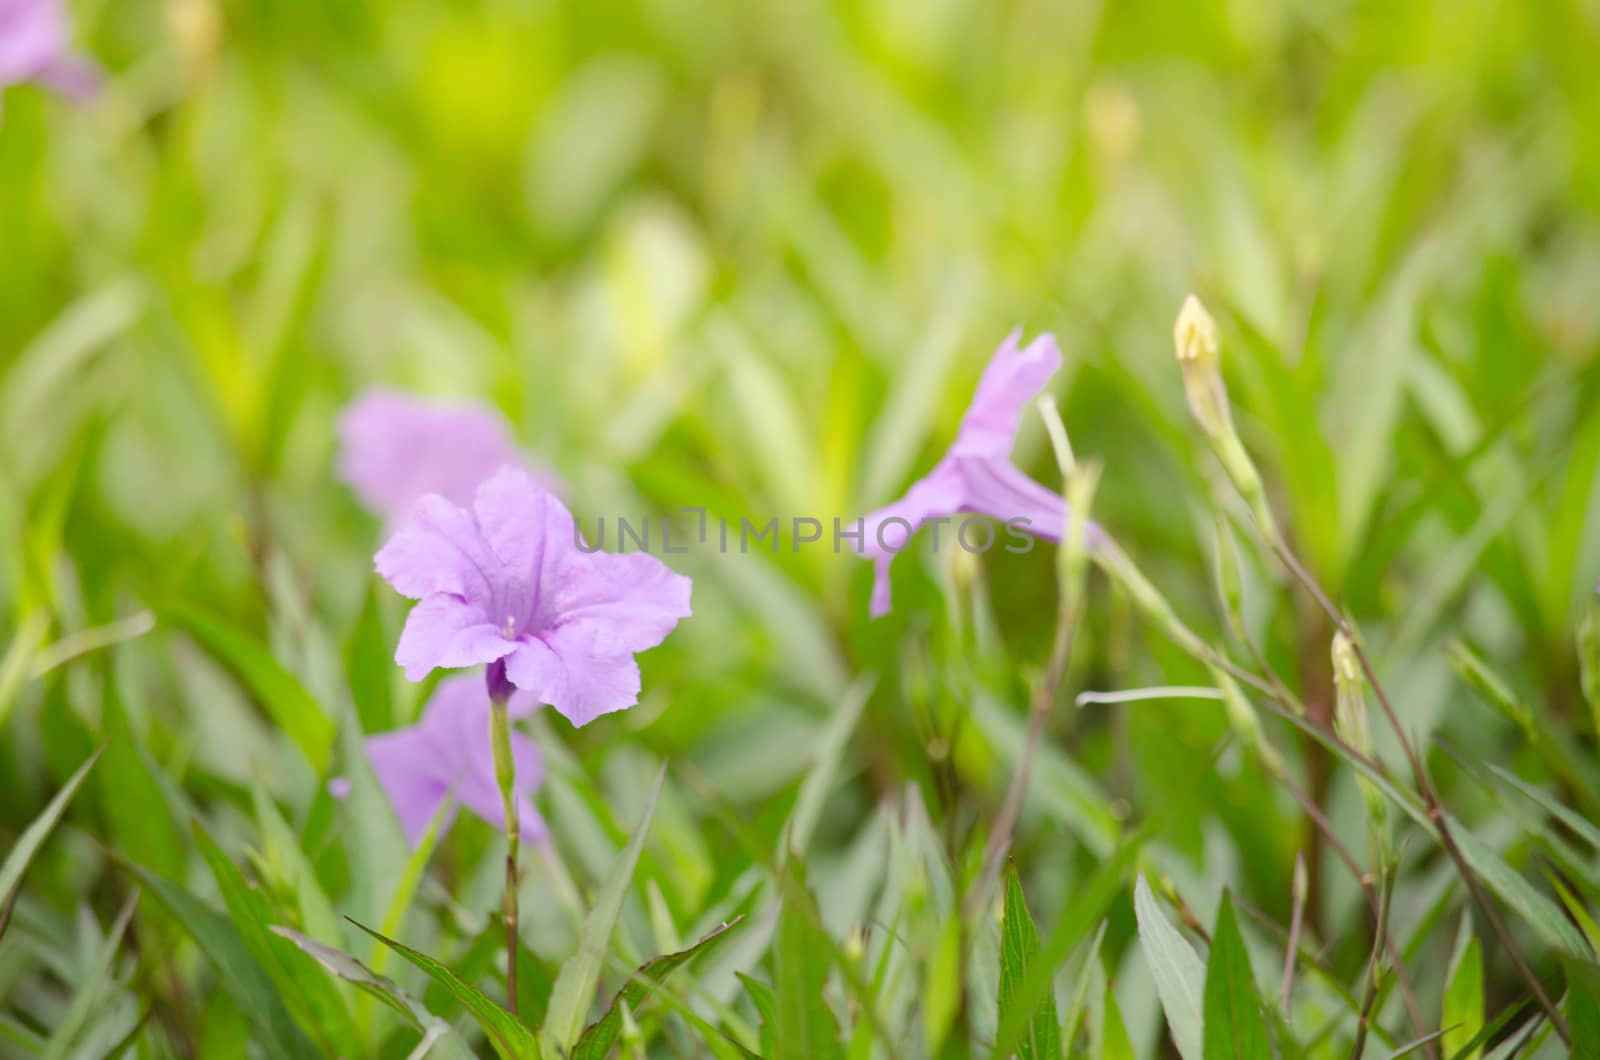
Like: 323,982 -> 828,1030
40,896 -> 138,1060
194,823 -> 361,1056
164,601 -> 335,771
922,914 -> 963,1055
1099,987 -> 1134,1060
100,681 -> 187,881
270,926 -> 470,1060
345,583 -> 395,734
572,915 -> 743,1060
1202,893 -> 1267,1060
120,856 -> 318,1058
1448,817 -> 1592,957
348,918 -> 541,1060
1566,960 -> 1600,1057
0,749 -> 100,938
1134,874 -> 1205,1060
738,971 -> 779,1059
542,764 -> 666,1054
773,858 -> 842,1060
1440,915 -> 1483,1060
993,823 -> 1152,1059
996,862 -> 1063,1060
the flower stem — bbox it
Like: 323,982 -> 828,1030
487,689 -> 520,1017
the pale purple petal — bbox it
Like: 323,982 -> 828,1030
471,467 -> 573,608
394,596 -> 513,681
952,331 -> 1063,458
855,329 -> 1096,617
338,389 -> 558,524
365,726 -> 454,846
859,462 -> 968,617
0,0 -> 97,97
375,494 -> 501,601
503,632 -> 642,728
549,550 -> 693,655
955,459 -> 1073,540
353,673 -> 548,847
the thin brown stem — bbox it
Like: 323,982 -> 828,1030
1350,871 -> 1393,1059
1270,541 -> 1571,1047
1281,853 -> 1307,1012
504,835 -> 520,1017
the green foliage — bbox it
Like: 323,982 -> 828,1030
6,0 -> 1600,1055
1134,875 -> 1206,1060
997,863 -> 1062,1060
352,919 -> 543,1060
1201,893 -> 1268,1060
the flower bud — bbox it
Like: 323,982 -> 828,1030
1171,295 -> 1280,545
1174,295 -> 1229,439
1332,632 -> 1389,865
1330,632 -> 1371,757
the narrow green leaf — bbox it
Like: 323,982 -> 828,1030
773,858 -> 842,1060
1440,915 -> 1483,1060
996,862 -> 1063,1060
1202,893 -> 1268,1060
40,896 -> 138,1060
1565,960 -> 1600,1057
164,601 -> 335,770
738,971 -> 778,1059
572,915 -> 743,1060
345,584 -> 395,734
120,857 -> 318,1058
270,926 -> 469,1060
1101,987 -> 1134,1060
0,749 -> 100,936
542,764 -> 666,1054
1060,922 -> 1109,1052
195,824 -> 360,1056
922,915 -> 962,1055
1448,817 -> 1592,957
1134,874 -> 1205,1060
348,918 -> 541,1060
993,823 -> 1152,1059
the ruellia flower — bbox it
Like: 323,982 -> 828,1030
0,0 -> 99,106
357,674 -> 546,847
375,467 -> 693,726
337,388 -> 558,525
859,329 -> 1099,616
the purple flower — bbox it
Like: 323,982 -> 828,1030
0,0 -> 99,104
375,467 -> 692,727
337,388 -> 559,526
354,674 -> 547,847
859,329 -> 1098,616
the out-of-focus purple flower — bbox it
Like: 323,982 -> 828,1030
337,388 -> 559,526
859,329 -> 1098,616
349,674 -> 546,847
0,0 -> 99,104
375,467 -> 692,727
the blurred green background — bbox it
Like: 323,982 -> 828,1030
5,0 -> 1600,1055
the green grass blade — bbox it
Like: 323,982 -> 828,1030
0,749 -> 100,939
773,858 -> 843,1060
164,601 -> 335,771
1202,893 -> 1269,1060
996,862 -> 1062,1060
1441,915 -> 1483,1060
572,915 -> 743,1060
348,918 -> 541,1060
1134,874 -> 1205,1060
120,856 -> 318,1058
543,763 -> 666,1054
